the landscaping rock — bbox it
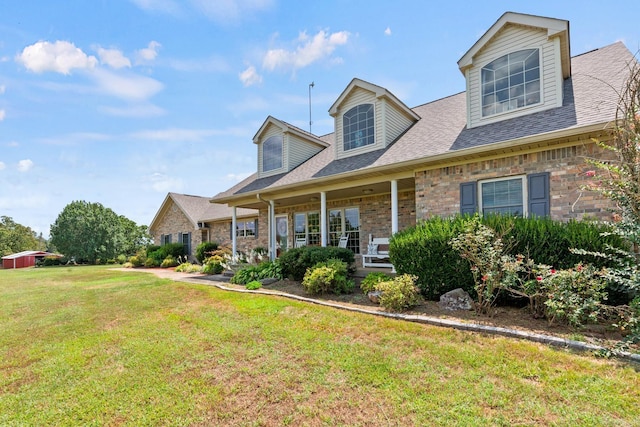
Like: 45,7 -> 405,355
439,288 -> 474,311
368,291 -> 383,304
260,278 -> 279,286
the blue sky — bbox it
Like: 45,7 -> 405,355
1,1 -> 639,237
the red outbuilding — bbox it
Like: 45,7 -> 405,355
1,251 -> 58,269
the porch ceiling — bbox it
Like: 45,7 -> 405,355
234,177 -> 415,209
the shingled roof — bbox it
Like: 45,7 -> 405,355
213,42 -> 634,201
149,192 -> 258,231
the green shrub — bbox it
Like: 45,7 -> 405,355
278,246 -> 355,281
230,261 -> 283,285
122,261 -> 134,268
202,259 -> 224,275
144,257 -> 160,268
543,264 -> 608,326
160,256 -> 179,268
375,274 -> 423,312
360,272 -> 392,295
175,262 -> 202,273
39,256 -> 64,267
391,215 -> 474,299
147,243 -> 187,264
391,214 -> 630,301
246,280 -> 262,290
301,259 -> 354,295
116,254 -> 127,264
129,255 -> 143,267
195,241 -> 219,263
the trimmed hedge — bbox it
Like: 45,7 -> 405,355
147,243 -> 186,263
278,246 -> 355,281
390,215 -> 629,300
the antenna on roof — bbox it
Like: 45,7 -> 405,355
308,81 -> 314,133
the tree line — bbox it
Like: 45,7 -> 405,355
1,201 -> 150,264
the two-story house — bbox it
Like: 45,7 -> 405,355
197,12 -> 634,264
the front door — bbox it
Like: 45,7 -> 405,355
276,215 -> 288,257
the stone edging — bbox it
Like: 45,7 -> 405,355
166,272 -> 640,364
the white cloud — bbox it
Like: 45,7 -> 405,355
99,103 -> 166,118
190,0 -> 273,23
147,172 -> 184,193
131,127 -> 218,142
17,40 -> 98,74
239,65 -> 262,87
17,159 -> 34,172
385,27 -> 392,36
224,172 -> 252,182
262,29 -> 350,72
129,0 -> 182,14
90,68 -> 164,101
0,109 -> 5,121
135,41 -> 162,63
6,141 -> 19,147
0,161 -> 5,170
95,46 -> 131,69
0,85 -> 5,94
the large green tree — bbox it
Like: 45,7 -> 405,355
0,216 -> 46,256
49,201 -> 150,263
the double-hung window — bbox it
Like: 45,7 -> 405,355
294,212 -> 320,246
328,207 -> 360,253
236,220 -> 256,238
478,176 -> 527,216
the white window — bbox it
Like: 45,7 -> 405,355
262,135 -> 283,172
343,104 -> 374,151
294,212 -> 321,246
236,220 -> 256,238
328,207 -> 360,253
481,49 -> 540,117
479,176 -> 527,216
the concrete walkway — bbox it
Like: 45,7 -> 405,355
122,268 -> 640,364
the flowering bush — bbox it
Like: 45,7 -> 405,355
360,272 -> 392,295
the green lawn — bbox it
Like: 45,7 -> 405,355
1,266 -> 639,426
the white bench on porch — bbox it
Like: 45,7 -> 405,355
362,236 -> 393,269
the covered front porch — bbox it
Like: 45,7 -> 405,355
226,175 -> 416,268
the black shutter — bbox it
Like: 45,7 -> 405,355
460,182 -> 477,215
254,219 -> 259,239
168,234 -> 172,244
187,232 -> 192,255
528,172 -> 550,217
160,234 -> 164,245
230,222 -> 233,241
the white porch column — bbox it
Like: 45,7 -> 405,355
391,179 -> 399,235
320,191 -> 327,247
231,207 -> 237,256
270,200 -> 276,261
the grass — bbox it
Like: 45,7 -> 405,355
1,266 -> 639,426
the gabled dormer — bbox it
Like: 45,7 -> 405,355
254,116 -> 329,178
328,78 -> 420,160
458,12 -> 570,129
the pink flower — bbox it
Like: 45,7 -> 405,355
481,275 -> 488,282
585,170 -> 596,177
536,276 -> 543,282
576,265 -> 583,272
550,269 -> 556,274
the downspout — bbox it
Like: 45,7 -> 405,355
257,193 -> 276,261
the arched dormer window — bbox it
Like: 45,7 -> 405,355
343,104 -> 374,151
481,49 -> 540,117
262,135 -> 283,172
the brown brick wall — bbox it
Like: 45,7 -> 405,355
415,142 -> 616,221
150,199 -> 202,261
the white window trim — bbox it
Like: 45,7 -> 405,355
342,103 -> 376,152
480,47 -> 544,120
478,175 -> 528,216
